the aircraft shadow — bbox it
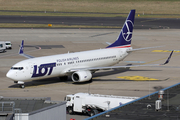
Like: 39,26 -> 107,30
69,68 -> 162,84
93,68 -> 161,77
8,68 -> 162,88
0,51 -> 7,54
93,67 -> 131,77
8,77 -> 68,88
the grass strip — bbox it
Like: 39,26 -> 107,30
0,0 -> 180,18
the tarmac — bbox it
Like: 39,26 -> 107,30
0,29 -> 180,120
0,15 -> 180,29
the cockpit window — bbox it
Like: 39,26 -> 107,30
6,43 -> 11,45
66,97 -> 71,101
11,67 -> 23,70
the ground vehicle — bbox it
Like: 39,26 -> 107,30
65,93 -> 139,116
5,41 -> 12,49
0,41 -> 6,52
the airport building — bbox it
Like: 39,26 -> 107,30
0,96 -> 66,120
85,82 -> 180,120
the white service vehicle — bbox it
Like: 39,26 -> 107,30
0,41 -> 6,52
65,93 -> 139,116
5,41 -> 12,49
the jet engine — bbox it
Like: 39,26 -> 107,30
71,71 -> 92,82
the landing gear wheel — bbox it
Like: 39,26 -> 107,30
89,110 -> 98,116
68,107 -> 74,115
20,84 -> 25,89
90,112 -> 95,117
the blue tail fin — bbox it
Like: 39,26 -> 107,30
107,9 -> 135,48
19,40 -> 24,54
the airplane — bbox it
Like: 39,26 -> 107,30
6,9 -> 173,88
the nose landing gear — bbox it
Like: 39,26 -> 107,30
20,84 -> 25,89
17,81 -> 25,89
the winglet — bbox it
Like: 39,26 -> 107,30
19,40 -> 24,54
162,50 -> 174,65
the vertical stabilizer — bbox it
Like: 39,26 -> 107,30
107,9 -> 135,48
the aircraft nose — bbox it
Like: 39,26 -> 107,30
6,70 -> 14,80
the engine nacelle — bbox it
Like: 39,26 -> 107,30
72,71 -> 92,82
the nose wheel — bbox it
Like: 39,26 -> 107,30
17,81 -> 25,89
20,84 -> 25,89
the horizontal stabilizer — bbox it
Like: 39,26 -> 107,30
106,42 -> 112,45
19,40 -> 34,59
20,53 -> 34,59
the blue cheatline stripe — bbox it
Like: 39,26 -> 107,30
84,82 -> 180,120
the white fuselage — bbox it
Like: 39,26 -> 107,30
6,47 -> 130,82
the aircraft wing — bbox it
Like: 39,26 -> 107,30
68,51 -> 173,72
19,40 -> 35,59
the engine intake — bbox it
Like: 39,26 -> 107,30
72,71 -> 92,82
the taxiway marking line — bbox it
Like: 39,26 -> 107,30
117,76 -> 158,81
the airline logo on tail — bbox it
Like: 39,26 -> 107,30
122,20 -> 133,42
106,9 -> 135,48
